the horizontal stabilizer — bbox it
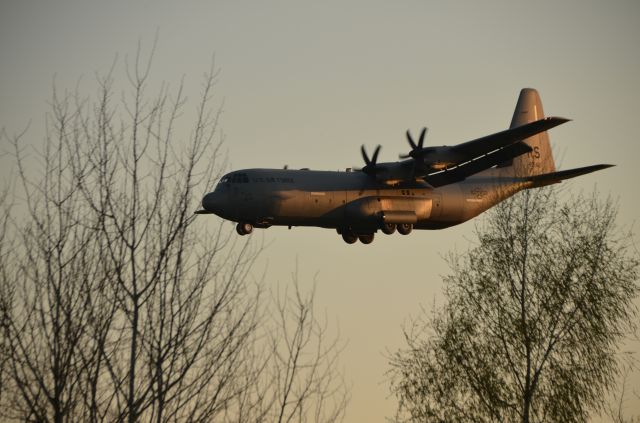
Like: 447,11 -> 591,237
425,141 -> 532,187
527,164 -> 614,187
453,116 -> 570,158
194,209 -> 215,214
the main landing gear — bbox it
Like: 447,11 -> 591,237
341,231 -> 375,245
396,223 -> 413,235
381,222 -> 396,235
339,223 -> 414,244
236,222 -> 253,236
380,222 -> 413,236
341,232 -> 358,244
358,233 -> 374,244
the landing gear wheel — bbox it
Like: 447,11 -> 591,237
358,233 -> 375,244
397,223 -> 413,235
236,222 -> 253,236
341,232 -> 358,244
381,223 -> 396,235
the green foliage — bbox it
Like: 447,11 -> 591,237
390,188 -> 639,423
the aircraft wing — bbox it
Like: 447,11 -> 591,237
362,116 -> 570,184
424,141 -> 532,187
451,116 -> 570,159
526,164 -> 615,187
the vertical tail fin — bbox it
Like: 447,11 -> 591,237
508,88 -> 556,176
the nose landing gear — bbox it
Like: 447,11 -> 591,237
236,222 -> 253,236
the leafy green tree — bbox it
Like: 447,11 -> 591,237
390,188 -> 639,423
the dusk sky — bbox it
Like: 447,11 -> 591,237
2,1 -> 639,420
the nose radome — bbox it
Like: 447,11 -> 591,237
202,192 -> 221,213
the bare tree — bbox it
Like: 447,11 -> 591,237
1,101 -> 110,422
65,49 -> 255,423
607,364 -> 640,423
265,274 -> 348,423
0,45 -> 348,423
389,187 -> 639,423
215,272 -> 349,423
0,181 -> 15,413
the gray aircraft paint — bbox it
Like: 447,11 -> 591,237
200,89 -> 611,242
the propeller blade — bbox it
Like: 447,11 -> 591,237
418,127 -> 427,149
406,130 -> 417,150
371,145 -> 381,165
406,128 -> 429,158
360,144 -> 382,175
361,145 -> 371,165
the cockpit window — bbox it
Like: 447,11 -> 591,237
222,173 -> 249,184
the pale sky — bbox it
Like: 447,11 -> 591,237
2,1 -> 639,421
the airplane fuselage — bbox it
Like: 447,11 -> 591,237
202,167 -> 527,238
198,88 -> 612,244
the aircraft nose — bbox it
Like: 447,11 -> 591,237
202,191 -> 223,214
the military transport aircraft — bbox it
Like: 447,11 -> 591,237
197,88 -> 612,244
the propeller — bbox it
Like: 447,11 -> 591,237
360,144 -> 381,175
400,127 -> 428,159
